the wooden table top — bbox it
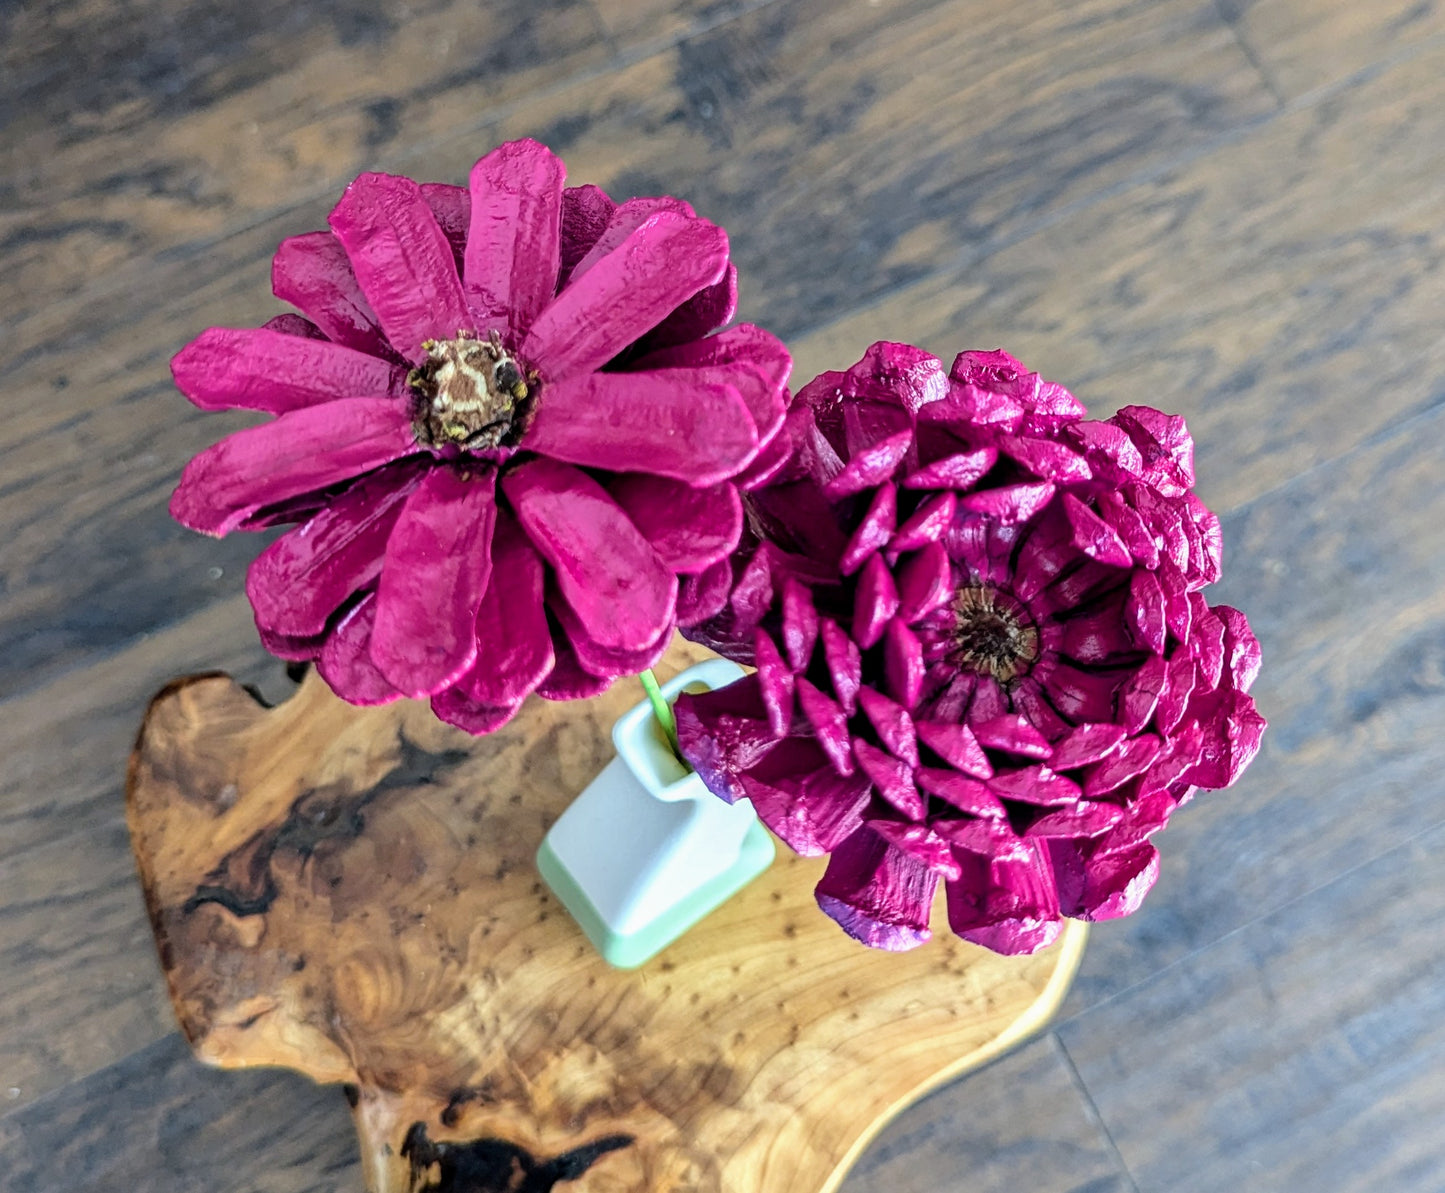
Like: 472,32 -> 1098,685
4,1 -> 1445,1190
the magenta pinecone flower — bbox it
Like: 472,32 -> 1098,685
675,343 -> 1265,955
169,139 -> 792,732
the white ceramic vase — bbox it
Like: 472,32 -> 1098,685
536,659 -> 775,968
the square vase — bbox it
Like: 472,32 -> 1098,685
536,659 -> 775,969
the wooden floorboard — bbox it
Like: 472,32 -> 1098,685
792,37 -> 1445,519
840,1034 -> 1134,1193
1217,0 -> 1445,100
2,0 -> 1442,1188
1060,821 -> 1445,1193
0,0 -> 616,338
0,595 -> 280,864
1061,381 -> 1445,1011
0,1034 -> 362,1193
0,0 -> 1274,702
0,820 -> 175,1109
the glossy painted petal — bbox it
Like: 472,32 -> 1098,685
1083,733 -> 1162,797
891,491 -> 956,552
853,739 -> 924,819
421,182 -> 469,266
1027,379 -> 1088,426
822,429 -> 913,499
988,764 -> 1081,807
797,677 -> 854,775
902,447 -> 998,490
329,171 -> 473,362
1023,800 -> 1125,839
431,688 -> 525,736
170,398 -> 418,536
753,628 -> 794,737
1009,677 -> 1071,742
1119,653 -> 1169,734
735,424 -> 800,492
830,342 -> 949,415
820,617 -> 863,715
839,482 -> 896,574
1079,843 -> 1160,920
780,577 -> 819,672
271,231 -> 392,357
262,313 -> 327,341
316,592 -> 405,706
1112,406 -> 1195,496
676,559 -> 734,628
858,686 -> 919,766
867,819 -> 962,879
565,197 -> 695,281
536,629 -> 614,701
258,624 -> 326,662
552,183 -> 617,285
815,829 -> 937,951
1216,604 -> 1263,693
935,814 -> 1023,858
464,139 -> 565,335
635,263 -> 739,355
1049,722 -> 1127,770
739,742 -> 872,855
522,211 -> 729,381
553,599 -> 672,678
608,474 -> 743,572
951,349 -> 1038,399
995,434 -> 1091,484
958,481 -> 1056,524
1157,558 -> 1193,642
972,713 -> 1052,760
1061,493 -> 1132,567
504,457 -> 676,652
1184,493 -> 1224,586
247,461 -> 424,637
853,553 -> 900,650
526,370 -> 758,486
675,675 -> 782,805
946,843 -> 1063,955
894,542 -> 952,624
914,767 -> 1005,817
1182,688 -> 1267,788
455,513 -> 554,707
1126,569 -> 1168,654
1066,421 -> 1144,484
372,466 -> 498,697
634,323 -> 792,441
1154,652 -> 1198,737
172,327 -> 406,414
883,618 -> 925,708
915,719 -> 993,778
1094,488 -> 1158,568
921,382 -> 1024,431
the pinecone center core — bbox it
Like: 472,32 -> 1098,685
951,585 -> 1039,684
408,330 -> 534,450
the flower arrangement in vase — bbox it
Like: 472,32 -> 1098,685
170,139 -> 1265,971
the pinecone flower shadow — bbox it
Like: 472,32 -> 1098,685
676,343 -> 1265,955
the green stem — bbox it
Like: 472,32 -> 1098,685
639,668 -> 683,763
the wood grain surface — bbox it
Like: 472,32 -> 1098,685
126,641 -> 1084,1193
3,0 -> 1445,1188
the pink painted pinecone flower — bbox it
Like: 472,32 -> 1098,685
169,139 -> 791,732
675,343 -> 1265,954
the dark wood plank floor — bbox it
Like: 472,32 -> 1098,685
3,0 -> 1443,1188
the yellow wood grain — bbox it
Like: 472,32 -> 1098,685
127,639 -> 1083,1193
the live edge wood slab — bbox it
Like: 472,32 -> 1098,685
126,637 -> 1085,1193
